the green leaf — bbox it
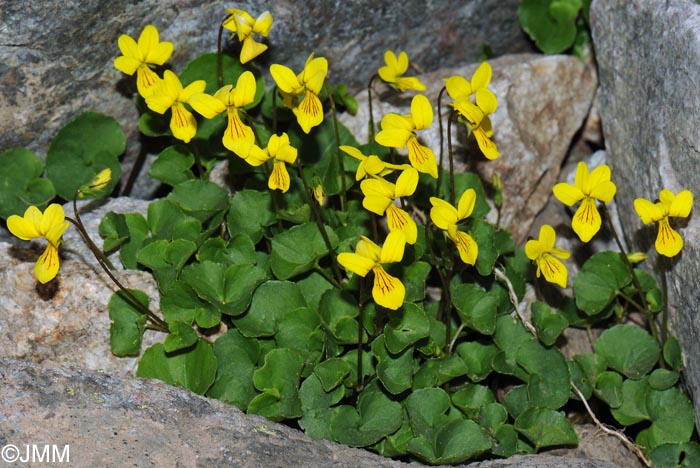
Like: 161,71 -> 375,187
168,179 -> 229,223
405,387 -> 452,438
313,358 -> 351,392
440,172 -> 491,219
148,145 -> 195,186
642,387 -> 695,448
163,321 -> 198,353
101,212 -> 149,269
383,302 -> 430,354
98,211 -> 130,254
491,424 -> 520,458
517,339 -> 570,410
233,280 -> 307,337
227,189 -> 275,243
270,222 -> 338,280
0,148 -> 55,218
452,384 -> 497,419
108,289 -> 148,357
319,289 -> 361,344
46,112 -> 123,199
594,371 -> 623,408
649,442 -> 700,468
330,383 -> 403,447
137,339 -> 217,395
298,374 -> 345,440
519,0 -> 582,54
531,301 -> 568,346
207,330 -> 260,408
573,251 -> 632,315
611,378 -> 650,425
455,341 -> 498,382
373,336 -> 414,395
147,199 -> 201,242
181,261 -> 267,316
402,261 -> 431,303
514,407 -> 578,449
504,385 -> 529,419
472,219 -> 498,276
452,283 -> 498,335
248,348 -> 305,421
137,238 -> 197,282
648,368 -> 679,391
179,52 -> 265,107
594,324 -> 660,379
160,280 -> 215,325
408,418 -> 492,465
412,355 -> 467,389
297,271 -> 335,310
663,336 -> 682,371
197,234 -> 257,266
275,306 -> 323,365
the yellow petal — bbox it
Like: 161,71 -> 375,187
145,41 -> 173,67
457,188 -> 477,220
525,238 -> 544,261
270,64 -> 303,95
35,243 -> 60,284
361,177 -> 395,200
136,65 -> 162,98
180,80 -> 207,103
337,253 -> 373,277
669,189 -> 693,218
240,36 -> 268,64
553,182 -> 585,206
189,92 -> 226,119
429,197 -> 458,230
471,62 -> 492,91
233,71 -> 257,107
268,160 -> 291,192
253,11 -> 273,36
538,254 -> 568,288
453,99 -> 484,128
634,197 -> 664,224
170,103 -> 197,143
302,56 -> 328,95
410,94 -> 433,130
475,88 -> 497,115
406,137 -> 438,178
473,127 -> 500,160
137,25 -> 159,57
268,133 -> 298,163
117,34 -> 140,63
41,203 -> 66,235
362,195 -> 393,216
356,236 -> 381,263
386,205 -> 417,244
394,168 -> 419,198
444,75 -> 471,101
7,209 -> 42,241
573,162 -> 590,194
395,77 -> 426,92
294,91 -> 324,133
587,164 -> 612,195
451,230 -> 478,266
114,55 -> 140,76
571,197 -> 602,243
372,266 -> 405,310
656,218 -> 683,257
380,230 -> 406,264
538,224 -> 557,251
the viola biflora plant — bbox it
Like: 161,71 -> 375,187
2,9 -> 699,468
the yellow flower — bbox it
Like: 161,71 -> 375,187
360,169 -> 419,244
245,133 -> 298,192
378,50 -> 426,92
375,94 -> 438,178
78,168 -> 113,198
525,224 -> 570,288
634,188 -> 693,257
190,71 -> 257,158
222,8 -> 273,64
145,70 -> 206,143
270,54 -> 328,133
339,145 -> 410,181
7,204 -> 70,284
445,62 -> 500,160
337,231 -> 407,310
429,189 -> 479,265
552,162 -> 617,242
114,25 -> 173,98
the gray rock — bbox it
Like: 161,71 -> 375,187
0,357 -> 627,468
340,53 -> 597,244
0,0 -> 534,194
591,0 -> 700,428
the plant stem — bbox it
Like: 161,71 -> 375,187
660,258 -> 669,344
601,204 -> 656,337
447,111 -> 457,205
366,73 -> 379,142
325,83 -> 347,213
295,158 -> 343,284
68,200 -> 168,332
425,225 -> 452,352
494,267 -> 537,337
436,87 -> 448,198
357,277 -> 366,391
217,17 -> 229,88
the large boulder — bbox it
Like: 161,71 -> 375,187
0,0 -> 534,165
591,0 -> 700,426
